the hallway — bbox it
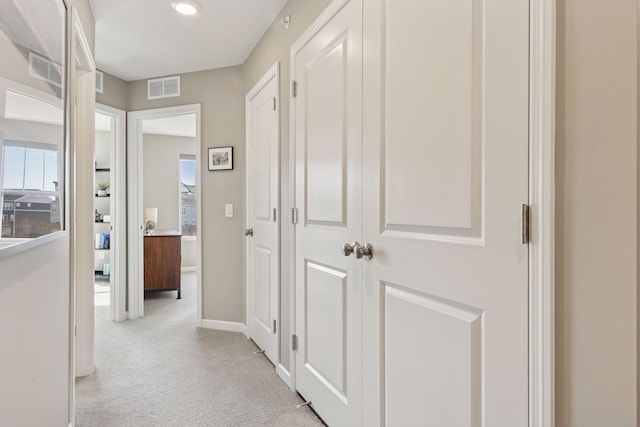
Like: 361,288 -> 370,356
75,273 -> 323,426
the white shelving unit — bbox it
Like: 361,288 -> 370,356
94,127 -> 113,283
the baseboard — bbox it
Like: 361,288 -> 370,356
200,319 -> 247,334
276,363 -> 292,388
181,266 -> 197,273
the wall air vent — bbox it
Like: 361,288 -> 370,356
147,75 -> 181,100
28,52 -> 62,88
96,70 -> 104,93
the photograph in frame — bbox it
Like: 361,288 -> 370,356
208,146 -> 233,171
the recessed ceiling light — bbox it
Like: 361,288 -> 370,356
171,1 -> 200,15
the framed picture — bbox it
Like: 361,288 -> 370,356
208,146 -> 233,171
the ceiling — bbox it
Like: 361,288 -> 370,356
89,0 -> 288,81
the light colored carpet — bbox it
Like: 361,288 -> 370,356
76,272 -> 324,427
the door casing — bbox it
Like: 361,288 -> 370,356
127,104 -> 203,322
95,103 -> 127,322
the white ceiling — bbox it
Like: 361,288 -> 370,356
90,0 -> 288,81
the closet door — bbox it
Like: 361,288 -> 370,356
362,0 -> 530,426
293,0 -> 363,425
246,66 -> 279,365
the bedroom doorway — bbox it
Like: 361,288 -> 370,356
127,104 -> 203,321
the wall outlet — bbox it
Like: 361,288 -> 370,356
225,204 -> 233,218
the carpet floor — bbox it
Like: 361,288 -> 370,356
76,273 -> 324,427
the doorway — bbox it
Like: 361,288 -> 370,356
127,105 -> 202,321
93,104 -> 126,321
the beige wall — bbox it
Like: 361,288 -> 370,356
241,0 -> 333,373
128,66 -> 245,321
556,0 -> 637,425
96,71 -> 128,111
143,133 -> 196,232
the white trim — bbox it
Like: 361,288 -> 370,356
529,0 -> 556,426
72,9 -> 95,73
95,103 -> 127,322
290,0 -> 351,54
276,363 -> 292,388
69,5 -> 96,425
181,266 -> 197,273
201,319 -> 247,334
245,61 -> 281,367
127,104 -> 202,322
0,231 -> 66,260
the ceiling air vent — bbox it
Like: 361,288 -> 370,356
96,70 -> 104,94
147,75 -> 181,100
29,52 -> 62,88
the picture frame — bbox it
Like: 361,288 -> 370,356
208,146 -> 233,171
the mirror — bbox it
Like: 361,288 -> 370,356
0,0 -> 66,250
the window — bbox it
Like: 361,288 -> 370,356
1,142 -> 60,238
179,155 -> 196,236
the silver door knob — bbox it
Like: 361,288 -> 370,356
362,243 -> 373,260
342,242 -> 364,258
342,242 -> 373,259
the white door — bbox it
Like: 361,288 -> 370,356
293,0 -> 530,425
293,1 -> 363,425
361,0 -> 530,426
246,65 -> 280,364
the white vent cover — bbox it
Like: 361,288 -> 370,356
147,75 -> 180,100
29,52 -> 62,88
96,70 -> 104,94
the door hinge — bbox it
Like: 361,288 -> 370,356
292,208 -> 298,224
273,97 -> 277,111
291,80 -> 297,97
292,334 -> 298,351
74,325 -> 77,337
273,208 -> 277,222
521,204 -> 530,244
273,320 -> 277,333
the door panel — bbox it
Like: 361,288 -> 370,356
384,0 -> 482,233
306,37 -> 348,225
294,1 -> 362,425
385,285 -> 482,427
253,246 -> 272,333
305,261 -> 347,397
363,0 -> 529,425
246,69 -> 279,365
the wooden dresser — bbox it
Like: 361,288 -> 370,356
144,230 -> 182,299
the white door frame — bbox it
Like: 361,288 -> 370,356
245,62 -> 282,372
96,103 -> 127,322
287,0 -> 556,425
528,0 -> 556,425
68,5 -> 95,423
127,104 -> 203,322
